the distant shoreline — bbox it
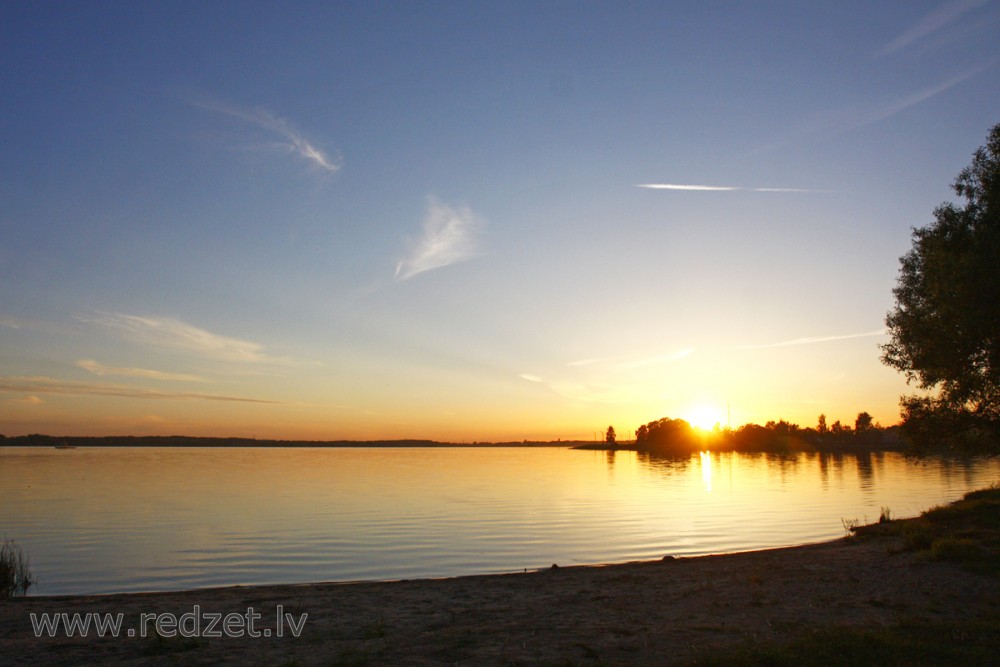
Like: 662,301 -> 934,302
0,433 -> 916,453
0,434 -> 587,449
0,437 -> 914,454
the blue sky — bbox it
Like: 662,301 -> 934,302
2,1 -> 999,440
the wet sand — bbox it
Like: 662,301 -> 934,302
3,532 -> 998,666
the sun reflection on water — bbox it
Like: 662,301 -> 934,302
700,450 -> 712,492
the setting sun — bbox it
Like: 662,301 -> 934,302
686,405 -> 725,431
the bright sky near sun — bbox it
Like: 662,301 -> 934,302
2,2 -> 999,441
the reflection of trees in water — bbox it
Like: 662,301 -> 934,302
938,455 -> 989,488
631,449 -> 913,489
636,450 -> 810,478
855,451 -> 875,491
764,452 -> 800,468
636,451 -> 694,475
830,452 -> 847,485
810,452 -> 859,489
817,452 -> 830,488
628,451 -> 1000,532
761,451 -> 800,487
633,451 -> 999,493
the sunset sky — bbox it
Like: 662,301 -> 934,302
2,2 -> 999,441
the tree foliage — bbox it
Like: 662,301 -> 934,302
634,417 -> 700,453
632,415 -> 893,454
881,123 -> 1000,449
855,412 -> 873,433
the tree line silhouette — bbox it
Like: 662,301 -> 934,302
612,412 -> 899,455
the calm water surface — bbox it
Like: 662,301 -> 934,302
2,446 -> 998,595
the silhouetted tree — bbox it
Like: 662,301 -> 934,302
635,417 -> 699,454
830,420 -> 850,437
882,123 -> 1000,450
817,414 -> 828,435
631,414 -> 892,454
605,425 -> 617,447
855,412 -> 873,433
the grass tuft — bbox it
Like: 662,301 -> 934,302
0,538 -> 35,599
853,484 -> 1000,576
930,537 -> 982,562
841,517 -> 861,536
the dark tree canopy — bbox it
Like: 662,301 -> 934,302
634,417 -> 699,453
881,123 -> 1000,449
633,415 -> 892,454
854,412 -> 873,433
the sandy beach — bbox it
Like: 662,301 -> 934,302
2,530 -> 998,666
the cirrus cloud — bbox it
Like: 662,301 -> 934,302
0,376 -> 282,404
735,328 -> 887,350
636,184 -> 823,193
877,0 -> 990,56
76,313 -> 286,364
195,99 -> 342,174
76,359 -> 208,382
395,196 -> 484,280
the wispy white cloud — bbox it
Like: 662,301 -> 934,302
637,184 -> 822,193
786,67 -> 987,142
746,65 -> 992,157
638,184 -> 739,191
76,359 -> 208,383
395,196 -> 484,280
519,374 -> 544,383
0,376 -> 282,404
845,68 -> 985,129
195,99 -> 341,173
735,329 -> 886,350
877,0 -> 989,56
77,313 -> 283,364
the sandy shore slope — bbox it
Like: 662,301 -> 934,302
2,536 -> 998,666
